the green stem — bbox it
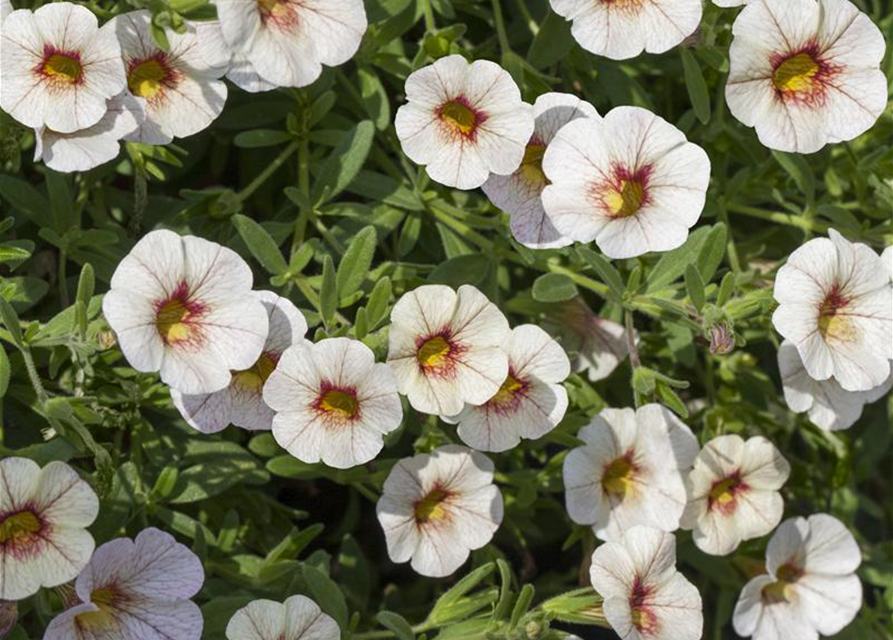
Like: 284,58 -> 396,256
726,203 -> 829,235
717,204 -> 742,273
422,0 -> 436,31
58,251 -> 69,308
491,0 -> 511,54
130,165 -> 148,235
236,140 -> 299,204
513,0 -> 539,35
21,347 -> 49,405
624,309 -> 640,369
291,138 -> 312,256
546,264 -> 609,299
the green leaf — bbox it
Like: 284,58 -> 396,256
0,296 -> 24,348
336,226 -> 377,299
696,223 -> 727,283
680,47 -> 711,124
684,264 -> 706,311
302,564 -> 349,632
528,11 -> 574,69
232,214 -> 289,275
0,176 -> 52,228
312,120 -> 375,206
233,130 -> 293,148
428,254 -> 491,288
772,150 -> 815,203
0,245 -> 32,264
532,273 -> 577,302
0,348 -> 9,398
365,277 -> 392,328
656,381 -> 689,419
376,612 -> 415,640
578,247 -> 624,300
717,272 -> 735,307
645,226 -> 712,291
358,68 -> 391,130
320,255 -> 338,328
509,584 -> 535,632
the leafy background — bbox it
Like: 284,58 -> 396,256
0,0 -> 891,639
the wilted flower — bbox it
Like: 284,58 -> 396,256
395,55 -> 535,190
546,298 -> 630,382
708,322 -> 736,355
226,595 -> 339,640
377,445 -> 503,578
0,458 -> 98,600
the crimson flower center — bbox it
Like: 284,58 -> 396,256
41,51 -> 83,84
606,179 -> 646,217
773,52 -> 820,93
491,372 -> 525,406
128,58 -> 171,99
418,335 -> 452,369
817,285 -> 852,341
602,454 -> 636,497
0,510 -> 41,546
414,487 -> 450,523
318,388 -> 360,419
519,142 -> 548,186
708,471 -> 747,513
232,352 -> 279,392
156,299 -> 193,344
439,100 -> 479,136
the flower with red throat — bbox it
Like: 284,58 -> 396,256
726,0 -> 887,153
102,229 -> 270,395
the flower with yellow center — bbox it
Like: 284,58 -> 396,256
227,595 -> 340,640
265,337 -> 403,469
377,446 -> 503,578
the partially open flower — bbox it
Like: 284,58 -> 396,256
590,526 -> 703,640
549,0 -> 703,60
546,298 -> 630,382
377,445 -> 503,578
226,595 -> 339,640
733,514 -> 862,640
387,284 -> 511,416
171,291 -> 307,433
542,106 -> 710,259
44,527 -> 204,640
726,0 -> 887,153
0,458 -> 98,601
564,405 -> 699,541
102,229 -> 269,395
264,337 -> 403,469
444,324 -> 570,452
482,93 -> 598,249
0,3 -> 126,133
395,55 -> 535,190
681,435 -> 790,556
772,229 -> 892,392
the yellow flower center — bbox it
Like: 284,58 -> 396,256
602,456 -> 635,496
414,488 -> 450,523
817,288 -> 854,343
258,0 -> 288,17
128,59 -> 169,99
761,563 -> 803,604
440,100 -> 477,135
319,389 -> 359,419
773,53 -> 820,93
519,143 -> 548,186
0,511 -> 41,545
43,53 -> 82,84
231,352 -> 278,392
605,179 -> 646,218
709,476 -> 740,506
418,336 -> 451,369
491,373 -> 524,406
155,298 -> 194,344
74,587 -> 119,630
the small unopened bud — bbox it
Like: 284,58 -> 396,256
98,329 -> 118,350
0,600 -> 16,638
709,323 -> 735,355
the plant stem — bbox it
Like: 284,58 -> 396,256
546,264 -> 610,299
130,166 -> 148,235
624,309 -> 640,368
726,203 -> 829,235
291,137 -> 312,256
491,0 -> 511,54
513,0 -> 539,35
58,251 -> 69,308
236,140 -> 299,204
422,0 -> 436,31
21,346 -> 49,405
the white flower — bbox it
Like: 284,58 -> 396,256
713,0 -> 747,5
726,0 -> 887,154
44,527 -> 204,640
263,337 -> 403,469
778,340 -> 890,431
482,93 -> 598,249
563,404 -> 699,541
395,55 -> 535,190
227,52 -> 277,94
542,106 -> 710,259
549,0 -> 702,61
171,291 -> 307,433
109,10 -> 228,144
0,458 -> 98,601
226,595 -> 339,640
386,284 -> 511,416
680,435 -> 790,556
882,246 -> 892,283
0,3 -> 126,133
1,0 -> 12,22
33,92 -> 145,172
772,229 -> 892,392
376,445 -> 503,578
590,526 -> 703,640
215,0 -> 367,90
444,324 -> 570,453
733,514 -> 862,640
102,229 -> 269,395
546,298 -> 630,382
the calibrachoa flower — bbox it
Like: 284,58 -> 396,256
226,595 -> 339,640
1,0 -> 12,22
546,298 -> 630,382
0,3 -> 126,133
590,526 -> 703,640
386,284 -> 511,416
0,458 -> 98,601
444,324 -> 570,453
482,93 -> 598,249
733,514 -> 861,640
778,340 -> 891,431
772,229 -> 893,392
681,435 -> 790,556
215,0 -> 367,90
726,0 -> 887,153
171,291 -> 307,433
44,527 -> 204,640
264,337 -> 403,469
542,106 -> 710,259
395,55 -> 535,190
549,0 -> 702,61
33,92 -> 145,172
563,404 -> 699,541
102,229 -> 269,395
376,445 -> 503,578
110,10 -> 229,144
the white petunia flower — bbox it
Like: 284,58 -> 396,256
482,93 -> 598,249
0,3 -> 126,133
726,0 -> 887,154
215,0 -> 366,90
549,0 -> 702,61
733,514 -> 862,640
542,106 -> 710,259
386,284 -> 511,416
772,229 -> 892,392
226,595 -> 339,640
0,458 -> 98,601
444,324 -> 570,452
376,445 -> 503,578
713,0 -> 747,6
546,298 -> 630,382
33,92 -> 145,173
264,337 -> 403,469
681,435 -> 790,556
590,526 -> 703,640
563,404 -> 699,541
171,291 -> 307,433
44,527 -> 204,640
1,0 -> 12,22
102,229 -> 269,395
882,246 -> 892,283
395,55 -> 535,190
778,340 -> 891,431
109,10 -> 229,145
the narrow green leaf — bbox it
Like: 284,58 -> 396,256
578,247 -> 624,300
772,150 -> 815,203
434,562 -> 495,611
532,273 -> 577,302
0,296 -> 24,348
646,226 -> 712,291
696,223 -> 728,283
0,348 -> 10,397
0,245 -> 32,263
528,11 -> 574,69
685,264 -> 706,311
233,130 -> 293,148
680,48 -> 711,124
365,277 -> 392,328
302,564 -> 349,632
358,68 -> 391,130
232,214 -> 289,275
336,226 -> 377,298
312,120 -> 375,206
656,382 -> 690,419
509,584 -> 535,632
717,272 -> 735,307
375,612 -> 414,640
320,255 -> 338,327
76,264 -> 95,308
